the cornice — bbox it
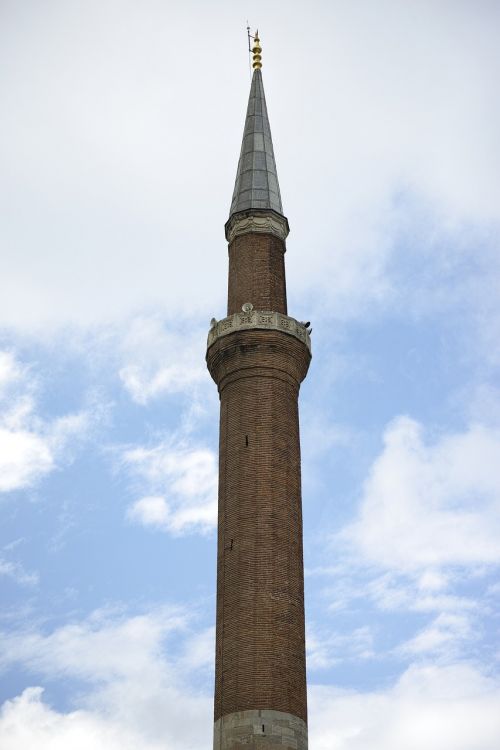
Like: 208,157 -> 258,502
225,209 -> 289,243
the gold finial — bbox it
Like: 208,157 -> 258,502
252,30 -> 262,70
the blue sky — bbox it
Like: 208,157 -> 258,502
1,1 -> 499,748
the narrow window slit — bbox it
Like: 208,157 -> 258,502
245,435 -> 249,447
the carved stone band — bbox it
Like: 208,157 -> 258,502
207,310 -> 311,353
225,209 -> 289,243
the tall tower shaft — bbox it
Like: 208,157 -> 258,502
207,37 -> 310,750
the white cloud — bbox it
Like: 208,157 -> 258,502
309,662 -> 500,750
1,609 -> 499,750
118,316 -> 210,405
0,2 -> 498,330
315,416 -> 500,671
0,607 -> 212,750
339,416 -> 500,571
281,3 -> 500,328
127,496 -> 170,527
417,570 -> 449,593
0,607 -> 186,682
0,687 -> 157,750
0,352 -> 22,396
0,426 -> 54,493
0,351 -> 90,494
124,441 -> 217,535
178,626 -> 215,673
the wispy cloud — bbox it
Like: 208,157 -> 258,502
123,440 -> 217,535
397,612 -> 473,661
307,624 -> 374,670
0,559 -> 38,587
0,351 -> 91,494
118,316 -> 211,405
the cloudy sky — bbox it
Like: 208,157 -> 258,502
1,1 -> 499,748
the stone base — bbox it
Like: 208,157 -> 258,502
214,709 -> 307,750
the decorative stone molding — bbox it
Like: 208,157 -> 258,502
225,209 -> 289,243
214,709 -> 308,750
207,309 -> 311,354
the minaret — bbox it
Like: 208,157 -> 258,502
206,33 -> 311,750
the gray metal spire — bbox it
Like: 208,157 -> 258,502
229,68 -> 284,218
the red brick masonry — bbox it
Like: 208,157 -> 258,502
227,233 -> 287,316
207,323 -> 311,724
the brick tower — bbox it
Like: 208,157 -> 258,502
206,34 -> 311,750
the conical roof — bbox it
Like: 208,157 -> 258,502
229,69 -> 284,218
